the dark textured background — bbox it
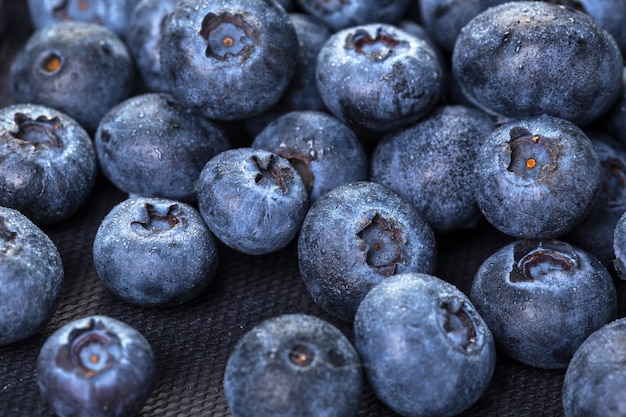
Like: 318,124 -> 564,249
0,1 -> 624,416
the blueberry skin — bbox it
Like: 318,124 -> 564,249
93,197 -> 219,307
354,272 -> 496,417
251,110 -> 368,204
37,315 -> 156,417
562,317 -> 626,417
196,147 -> 308,255
9,21 -> 135,133
0,206 -> 63,346
604,67 -> 626,146
370,105 -> 495,234
470,239 -> 617,369
160,0 -> 298,121
224,314 -> 363,417
612,210 -> 626,280
316,23 -> 443,135
452,1 -> 623,126
297,181 -> 437,322
474,114 -> 602,239
94,93 -> 230,203
0,103 -> 97,226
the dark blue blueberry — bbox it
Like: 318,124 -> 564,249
224,313 -> 363,417
9,21 -> 135,133
93,197 -> 219,307
612,210 -> 626,280
354,272 -> 496,417
0,103 -> 97,226
126,0 -> 178,93
474,114 -> 602,239
316,23 -> 444,135
470,239 -> 617,369
295,0 -> 412,32
159,0 -> 298,121
251,110 -> 368,204
0,206 -> 63,346
452,1 -> 623,126
94,93 -> 230,204
370,105 -> 495,234
196,147 -> 308,255
562,317 -> 626,417
297,181 -> 437,322
37,315 -> 156,417
604,67 -> 626,146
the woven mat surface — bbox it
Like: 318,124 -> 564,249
1,2 -> 624,416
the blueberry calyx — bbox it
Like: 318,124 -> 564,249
439,296 -> 479,352
345,27 -> 405,61
38,50 -> 64,75
11,113 -> 63,148
357,213 -> 405,275
53,0 -> 97,21
200,12 -> 256,61
510,240 -> 578,283
0,216 -> 19,255
252,154 -> 293,193
61,318 -> 121,378
131,202 -> 185,234
507,126 -> 558,180
601,157 -> 626,204
280,152 -> 314,192
288,343 -> 316,368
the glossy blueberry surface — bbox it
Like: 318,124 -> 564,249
159,0 -> 298,121
371,105 -> 494,234
474,114 -> 601,239
0,206 -> 63,346
224,314 -> 363,417
196,147 -> 308,255
94,93 -> 230,203
37,315 -> 156,417
9,21 -> 135,133
93,197 -> 219,307
0,103 -> 97,226
298,181 -> 437,322
354,272 -> 496,417
470,239 -> 617,369
452,1 -> 623,126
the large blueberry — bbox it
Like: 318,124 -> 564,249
160,0 -> 298,121
452,1 -> 623,126
354,272 -> 496,417
0,206 -> 63,346
370,105 -> 494,234
474,114 -> 602,239
94,93 -> 230,203
37,315 -> 156,417
196,147 -> 308,255
0,103 -> 97,226
93,197 -> 219,307
224,314 -> 363,417
470,239 -> 617,369
298,181 -> 437,322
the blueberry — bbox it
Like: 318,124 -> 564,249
316,22 -> 444,135
354,272 -> 496,417
93,197 -> 219,307
470,239 -> 617,369
0,206 -> 63,346
251,110 -> 368,204
159,0 -> 299,121
94,93 -> 230,203
452,1 -> 623,126
604,67 -> 626,146
562,317 -> 626,417
196,147 -> 308,255
223,313 -> 363,417
9,21 -> 135,133
0,103 -> 97,226
474,114 -> 602,239
297,181 -> 437,322
370,105 -> 495,234
37,315 -> 156,417
612,210 -> 626,280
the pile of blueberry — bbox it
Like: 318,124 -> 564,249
2,0 -> 626,416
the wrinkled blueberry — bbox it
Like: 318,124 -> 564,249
93,196 -> 219,307
298,181 -> 437,322
0,103 -> 97,226
470,239 -> 617,369
224,314 -> 363,417
94,93 -> 230,203
474,114 -> 602,239
37,315 -> 156,417
354,272 -> 496,417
